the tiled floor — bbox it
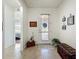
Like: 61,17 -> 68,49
4,45 -> 61,59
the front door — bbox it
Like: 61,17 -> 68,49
39,14 -> 49,44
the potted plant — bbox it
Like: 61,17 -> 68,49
52,38 -> 61,47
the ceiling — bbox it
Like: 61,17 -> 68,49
24,0 -> 63,8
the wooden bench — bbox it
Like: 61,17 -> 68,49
57,43 -> 76,59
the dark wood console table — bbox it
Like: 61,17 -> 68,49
26,40 -> 35,48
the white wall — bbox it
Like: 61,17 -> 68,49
20,0 -> 28,50
57,0 -> 76,48
4,2 -> 15,48
27,8 -> 59,44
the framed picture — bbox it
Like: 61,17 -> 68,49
67,15 -> 74,25
62,16 -> 66,22
29,21 -> 37,27
62,25 -> 66,30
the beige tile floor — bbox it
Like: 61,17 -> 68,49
4,44 -> 61,59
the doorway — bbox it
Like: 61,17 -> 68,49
14,6 -> 23,51
39,14 -> 49,44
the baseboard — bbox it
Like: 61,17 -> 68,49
36,43 -> 51,45
4,44 -> 15,49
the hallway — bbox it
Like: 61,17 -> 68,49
4,45 -> 61,59
3,0 -> 76,59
